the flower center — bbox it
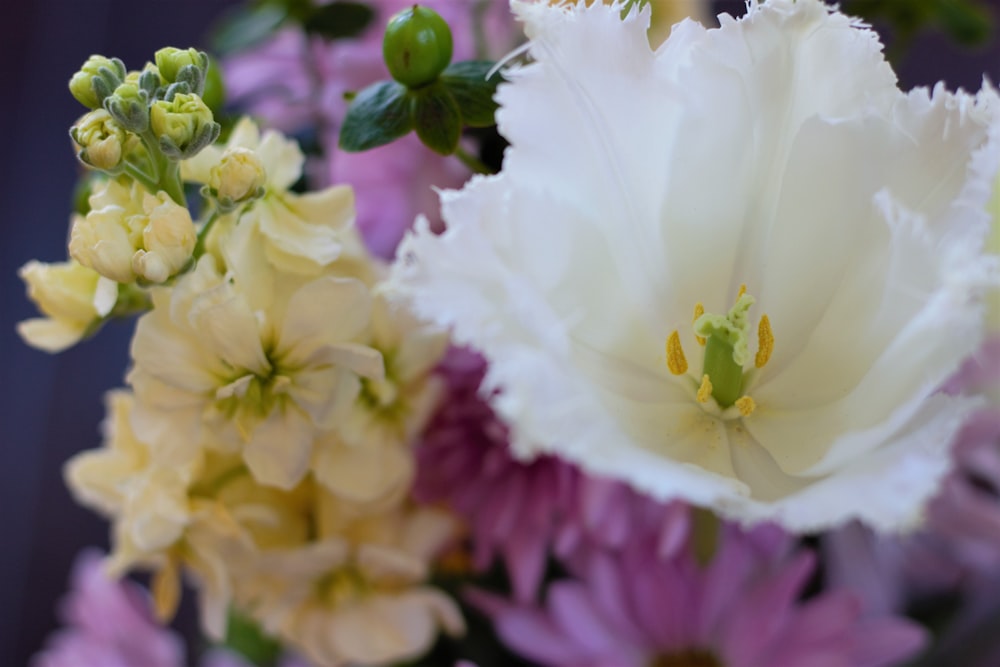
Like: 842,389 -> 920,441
214,352 -> 294,439
665,285 -> 773,415
649,648 -> 724,667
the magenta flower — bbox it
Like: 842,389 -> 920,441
414,348 -> 690,602
31,549 -> 185,667
413,347 -> 575,601
471,514 -> 927,667
224,1 -> 517,257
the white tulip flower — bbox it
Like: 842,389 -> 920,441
392,0 -> 1000,531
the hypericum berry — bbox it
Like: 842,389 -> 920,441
382,5 -> 453,89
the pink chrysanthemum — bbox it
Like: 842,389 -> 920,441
471,511 -> 927,667
413,347 -> 575,601
414,348 -> 689,602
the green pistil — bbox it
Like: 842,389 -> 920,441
694,293 -> 754,409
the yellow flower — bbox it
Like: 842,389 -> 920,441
17,259 -> 117,352
69,179 -> 195,284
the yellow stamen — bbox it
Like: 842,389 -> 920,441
696,374 -> 713,403
693,303 -> 706,345
666,330 -> 688,375
755,314 -> 774,369
737,283 -> 747,300
735,395 -> 756,417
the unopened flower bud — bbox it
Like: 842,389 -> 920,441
71,109 -> 135,170
150,93 -> 220,159
69,180 -> 196,284
131,191 -> 196,283
154,47 -> 207,84
69,55 -> 125,109
106,82 -> 150,133
383,5 -> 453,88
209,147 -> 266,207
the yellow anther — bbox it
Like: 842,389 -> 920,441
693,303 -> 706,345
735,395 -> 756,417
755,314 -> 774,369
696,374 -> 713,403
666,330 -> 688,375
737,283 -> 747,300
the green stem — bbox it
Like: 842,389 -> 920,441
138,130 -> 163,182
110,283 -> 153,317
158,161 -> 186,206
454,146 -> 493,175
192,209 -> 221,259
121,162 -> 161,195
137,130 -> 186,206
691,507 -> 720,566
472,0 -> 490,60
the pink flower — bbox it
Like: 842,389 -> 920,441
414,348 -> 689,602
224,1 -> 517,258
413,348 -> 575,601
32,549 -> 313,667
471,511 -> 927,667
31,549 -> 185,667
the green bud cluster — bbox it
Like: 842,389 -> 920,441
66,47 -> 223,206
151,92 -> 220,160
69,55 -> 127,110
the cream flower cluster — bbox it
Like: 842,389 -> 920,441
61,118 -> 456,666
392,0 -> 1000,531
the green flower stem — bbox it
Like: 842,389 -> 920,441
138,129 -> 186,205
192,209 -> 221,259
158,161 -> 185,206
110,283 -> 153,317
691,507 -> 720,566
702,335 -> 743,408
121,161 -> 161,195
455,145 -> 494,175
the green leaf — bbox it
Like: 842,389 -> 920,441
210,4 -> 288,55
221,608 -> 282,667
339,80 -> 413,152
303,1 -> 375,40
411,82 -> 462,155
440,60 -> 504,128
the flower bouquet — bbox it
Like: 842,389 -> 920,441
20,1 -> 1000,666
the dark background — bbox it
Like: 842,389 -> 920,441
1,1 -> 998,665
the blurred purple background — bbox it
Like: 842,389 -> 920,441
0,0 -> 997,665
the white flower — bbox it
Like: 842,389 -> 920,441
391,0 -> 1000,530
312,289 -> 448,506
131,191 -> 198,283
17,259 -> 117,352
128,253 -> 384,489
64,391 -> 196,573
210,146 -> 266,204
231,491 -> 462,667
69,179 -> 196,284
183,117 -> 355,274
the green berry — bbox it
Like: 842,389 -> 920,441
382,5 -> 453,89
